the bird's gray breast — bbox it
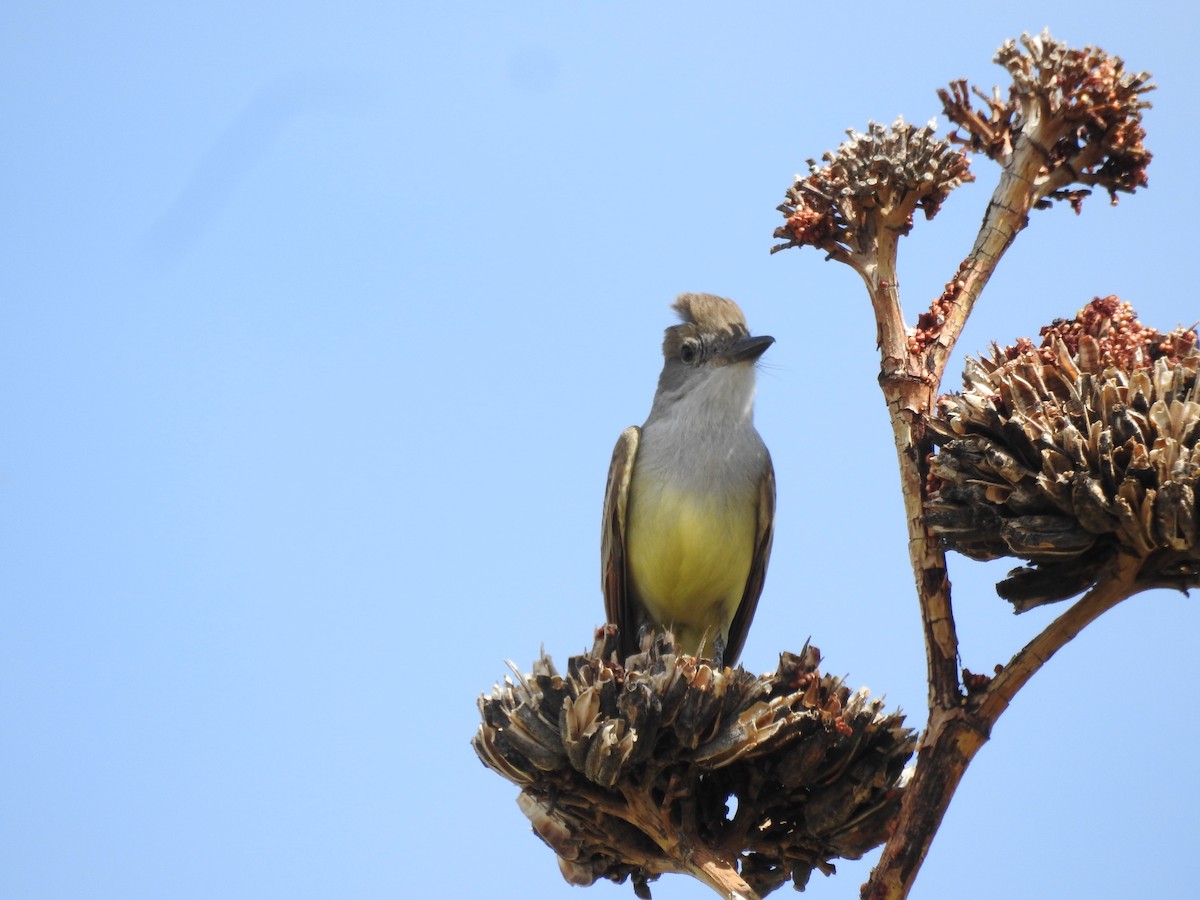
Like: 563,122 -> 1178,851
636,414 -> 767,497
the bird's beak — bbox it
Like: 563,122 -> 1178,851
717,334 -> 775,365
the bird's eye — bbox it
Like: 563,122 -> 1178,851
680,340 -> 699,364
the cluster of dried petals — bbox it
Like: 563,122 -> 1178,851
772,117 -> 972,267
926,298 -> 1200,610
940,30 -> 1154,209
1029,295 -> 1196,368
910,258 -> 971,353
474,628 -> 914,898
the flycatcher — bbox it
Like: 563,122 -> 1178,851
601,293 -> 775,666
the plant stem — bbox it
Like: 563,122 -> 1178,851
862,127 -> 1057,899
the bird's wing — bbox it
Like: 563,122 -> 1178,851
601,426 -> 640,659
723,452 -> 776,667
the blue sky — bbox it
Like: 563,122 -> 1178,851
3,3 -> 1197,899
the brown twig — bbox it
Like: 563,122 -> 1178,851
617,779 -> 760,899
861,167 -> 1028,900
978,553 -> 1142,722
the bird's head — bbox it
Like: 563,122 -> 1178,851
652,294 -> 774,411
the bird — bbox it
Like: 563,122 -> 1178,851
601,293 -> 775,667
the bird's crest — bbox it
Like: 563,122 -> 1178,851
671,293 -> 749,338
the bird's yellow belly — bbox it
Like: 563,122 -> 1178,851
625,484 -> 754,655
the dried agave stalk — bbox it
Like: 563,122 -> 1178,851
939,29 -> 1154,211
927,297 -> 1200,609
474,628 -> 915,899
764,30 -> 1165,900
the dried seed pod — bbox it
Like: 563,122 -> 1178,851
940,30 -> 1154,209
473,628 -> 915,898
927,297 -> 1200,610
772,117 -> 972,264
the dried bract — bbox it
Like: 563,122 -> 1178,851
772,118 -> 972,272
473,628 -> 914,898
940,30 -> 1154,209
927,297 -> 1200,610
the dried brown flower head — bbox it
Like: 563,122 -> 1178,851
927,298 -> 1200,610
940,30 -> 1154,210
474,628 -> 914,898
772,118 -> 972,270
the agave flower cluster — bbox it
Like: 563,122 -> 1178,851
940,30 -> 1153,210
772,117 -> 972,268
927,298 -> 1200,610
474,628 -> 914,898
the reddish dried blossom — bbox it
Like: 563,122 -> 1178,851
910,259 -> 971,353
997,296 -> 1196,369
940,30 -> 1154,209
773,118 -> 972,264
962,669 -> 994,694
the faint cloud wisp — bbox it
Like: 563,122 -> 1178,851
142,70 -> 374,266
